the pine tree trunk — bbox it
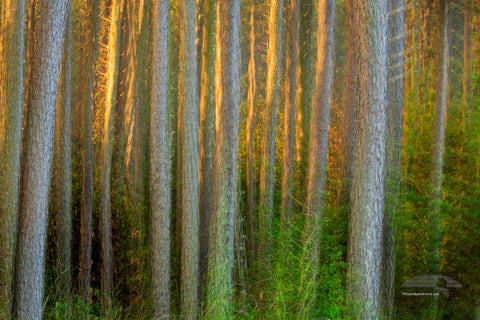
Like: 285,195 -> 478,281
205,0 -> 240,317
99,0 -> 123,311
298,0 -> 336,317
178,0 -> 200,317
0,0 -> 25,317
346,0 -> 388,318
280,0 -> 299,225
13,0 -> 69,318
54,2 -> 73,300
150,0 -> 171,317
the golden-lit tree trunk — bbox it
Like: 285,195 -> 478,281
53,2 -> 73,300
178,0 -> 200,317
150,0 -> 171,317
346,0 -> 388,318
298,0 -> 336,317
99,0 -> 123,312
14,0 -> 69,318
280,0 -> 299,225
0,0 -> 25,317
198,0 -> 216,293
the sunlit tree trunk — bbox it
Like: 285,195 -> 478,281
178,0 -> 199,317
13,0 -> 69,318
204,1 -> 240,318
79,0 -> 100,301
150,0 -> 171,317
0,0 -> 25,317
463,0 -> 472,127
53,2 -> 73,300
380,0 -> 405,318
298,0 -> 336,317
198,0 -> 216,294
99,0 -> 123,312
280,0 -> 299,225
346,0 -> 388,318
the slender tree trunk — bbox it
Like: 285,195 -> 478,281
204,0 -> 240,317
178,0 -> 199,317
79,0 -> 100,301
0,0 -> 25,317
429,0 -> 448,317
463,0 -> 472,127
346,0 -> 388,318
298,0 -> 336,317
13,0 -> 69,318
150,0 -> 171,317
246,1 -> 257,269
380,0 -> 405,318
198,0 -> 216,294
280,0 -> 299,225
99,0 -> 123,311
54,2 -> 73,300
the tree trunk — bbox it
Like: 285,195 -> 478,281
380,0 -> 405,318
53,2 -> 73,300
0,0 -> 25,317
198,0 -> 216,295
150,0 -> 171,317
79,0 -> 100,301
99,0 -> 123,312
13,0 -> 69,318
346,0 -> 388,318
204,0 -> 240,317
462,0 -> 472,127
280,0 -> 299,225
298,0 -> 336,317
178,0 -> 200,317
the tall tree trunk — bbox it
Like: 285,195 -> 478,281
150,0 -> 171,317
429,0 -> 448,317
0,0 -> 25,317
13,0 -> 69,318
79,0 -> 100,301
54,2 -> 73,300
99,0 -> 123,312
298,0 -> 336,317
346,0 -> 388,318
258,0 -> 284,277
198,0 -> 216,295
280,0 -> 299,225
462,0 -> 472,127
246,0 -> 257,270
178,0 -> 199,317
380,0 -> 405,318
204,0 -> 240,317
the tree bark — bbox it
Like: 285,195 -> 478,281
462,0 -> 472,127
204,1 -> 241,317
150,0 -> 171,317
298,0 -> 336,317
99,0 -> 123,312
178,0 -> 200,317
346,0 -> 388,318
0,0 -> 25,317
13,0 -> 69,318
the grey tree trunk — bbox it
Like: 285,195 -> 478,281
0,0 -> 25,317
150,0 -> 171,318
462,0 -> 472,127
298,0 -> 336,318
346,0 -> 388,318
54,2 -> 73,300
198,0 -> 216,294
13,0 -> 69,318
429,0 -> 448,317
280,0 -> 299,225
204,0 -> 241,317
178,0 -> 200,317
99,0 -> 123,312
79,0 -> 100,301
380,0 -> 405,319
